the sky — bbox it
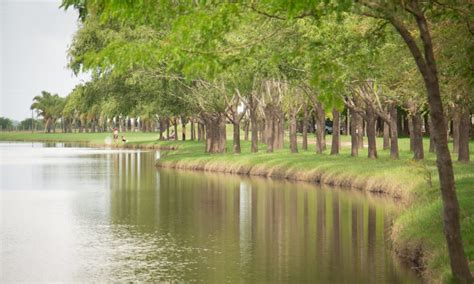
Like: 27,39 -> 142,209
0,0 -> 88,121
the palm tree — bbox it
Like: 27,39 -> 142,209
30,91 -> 65,133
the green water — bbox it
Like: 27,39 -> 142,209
0,142 -> 419,282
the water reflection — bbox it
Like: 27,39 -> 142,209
0,143 -> 419,283
106,150 -> 418,283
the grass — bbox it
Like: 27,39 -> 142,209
0,130 -> 472,282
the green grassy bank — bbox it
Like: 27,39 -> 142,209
0,131 -> 472,282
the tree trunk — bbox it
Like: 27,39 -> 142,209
275,110 -> 285,150
389,107 -> 399,159
267,119 -> 274,153
424,113 -> 430,137
358,119 -> 364,149
197,122 -> 203,142
302,105 -> 308,151
391,9 -> 472,281
383,118 -> 390,150
204,114 -> 227,153
314,102 -> 325,154
290,112 -> 298,153
350,109 -> 359,157
181,122 -> 186,141
403,114 -> 410,136
244,119 -> 249,141
408,116 -> 414,152
452,109 -> 460,153
331,108 -> 340,155
345,109 -> 350,136
412,112 -> 424,160
458,108 -> 470,162
190,119 -> 195,141
259,120 -> 265,143
44,118 -> 50,133
427,83 -> 471,283
428,116 -> 435,153
366,108 -> 377,159
233,121 -> 241,154
250,109 -> 258,153
264,112 -> 272,145
173,118 -> 178,141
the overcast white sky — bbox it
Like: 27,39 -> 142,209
0,0 -> 88,121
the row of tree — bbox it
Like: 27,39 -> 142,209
44,1 -> 471,281
30,3 -> 471,162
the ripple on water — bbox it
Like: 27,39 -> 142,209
73,224 -> 214,282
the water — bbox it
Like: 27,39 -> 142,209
0,142 -> 419,283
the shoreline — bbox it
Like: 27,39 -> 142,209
156,158 -> 408,200
0,138 -> 180,150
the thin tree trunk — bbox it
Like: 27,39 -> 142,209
331,108 -> 340,155
181,119 -> 186,141
428,116 -> 435,153
264,114 -> 272,145
350,109 -> 359,157
383,118 -> 390,150
389,107 -> 399,159
403,114 -> 410,136
452,108 -> 460,153
244,120 -> 249,141
412,112 -> 424,160
458,108 -> 470,162
366,108 -> 377,159
173,118 -> 178,141
358,119 -> 364,149
197,122 -> 203,142
276,111 -> 285,150
424,113 -> 430,137
190,119 -> 195,141
345,109 -> 350,136
233,121 -> 241,154
314,102 -> 325,154
250,109 -> 258,153
290,112 -> 298,153
302,105 -> 308,151
267,120 -> 274,153
408,116 -> 414,152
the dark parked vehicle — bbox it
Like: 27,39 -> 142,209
323,120 -> 344,134
309,120 -> 345,134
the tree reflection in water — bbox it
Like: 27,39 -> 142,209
106,150 -> 419,283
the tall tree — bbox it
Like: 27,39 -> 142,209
31,91 -> 65,133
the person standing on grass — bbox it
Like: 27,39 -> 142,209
113,127 -> 119,143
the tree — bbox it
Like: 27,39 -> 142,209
0,117 -> 13,131
355,1 -> 472,281
30,91 -> 65,133
19,118 -> 43,131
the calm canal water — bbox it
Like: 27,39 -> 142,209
0,142 -> 419,283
